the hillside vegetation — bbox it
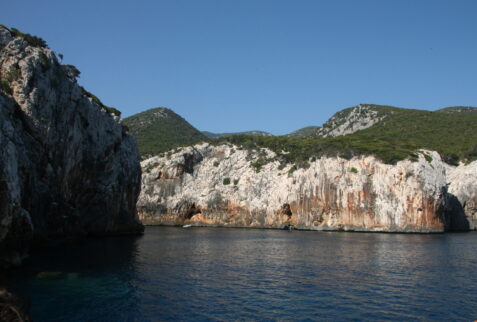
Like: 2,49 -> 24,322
216,105 -> 477,166
122,107 -> 207,156
288,104 -> 395,138
286,126 -> 322,138
436,106 -> 477,115
126,104 -> 477,166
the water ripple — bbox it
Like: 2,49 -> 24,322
11,228 -> 477,321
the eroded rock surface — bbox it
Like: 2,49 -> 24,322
138,143 -> 469,232
0,28 -> 142,266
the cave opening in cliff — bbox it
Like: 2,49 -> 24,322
184,203 -> 202,219
281,203 -> 292,218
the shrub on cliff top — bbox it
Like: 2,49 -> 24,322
62,65 -> 81,80
3,26 -> 49,48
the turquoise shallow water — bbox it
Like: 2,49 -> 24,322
10,227 -> 477,321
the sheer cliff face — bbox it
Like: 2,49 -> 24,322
0,29 -> 142,265
138,143 -> 459,232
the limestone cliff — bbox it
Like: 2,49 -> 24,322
138,143 -> 470,232
0,28 -> 142,266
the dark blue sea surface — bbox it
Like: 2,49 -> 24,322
11,227 -> 477,321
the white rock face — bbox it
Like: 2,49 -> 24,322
317,104 -> 387,137
0,28 -> 142,266
138,144 -> 459,232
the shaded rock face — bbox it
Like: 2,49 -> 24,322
447,161 -> 477,230
0,29 -> 142,266
138,143 -> 467,232
0,288 -> 31,321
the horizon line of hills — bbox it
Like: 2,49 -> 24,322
125,104 -> 477,139
122,104 -> 477,165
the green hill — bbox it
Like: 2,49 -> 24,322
122,107 -> 207,156
286,126 -> 322,138
285,104 -> 396,138
436,106 -> 477,115
217,104 -> 477,166
126,104 -> 477,165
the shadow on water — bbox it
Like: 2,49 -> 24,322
9,235 -> 143,321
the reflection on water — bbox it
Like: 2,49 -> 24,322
11,228 -> 477,321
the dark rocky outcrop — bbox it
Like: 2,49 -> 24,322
0,288 -> 30,321
0,27 -> 143,266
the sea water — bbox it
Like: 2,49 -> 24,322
11,227 -> 477,321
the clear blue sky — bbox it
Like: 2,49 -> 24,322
2,0 -> 476,135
